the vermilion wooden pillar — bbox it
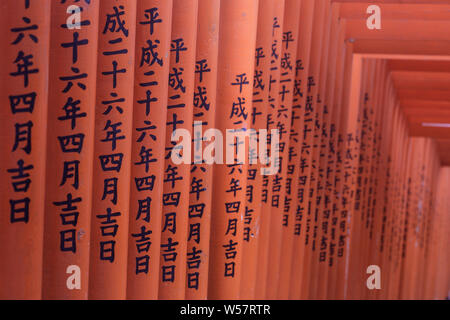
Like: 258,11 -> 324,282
315,3 -> 341,300
242,0 -> 273,300
186,0 -> 220,300
425,167 -> 450,299
43,0 -> 99,300
395,118 -> 411,299
391,108 -> 409,299
265,0 -> 286,300
423,142 -> 437,298
298,0 -> 326,300
382,101 -> 406,299
416,139 -> 435,300
361,61 -> 388,299
368,64 -> 395,300
276,0 -> 302,300
328,25 -> 353,300
333,50 -> 363,300
325,15 -> 348,300
89,0 -> 137,300
333,42 -> 360,300
159,0 -> 198,300
307,0 -> 332,299
1,0 -> 450,301
375,77 -> 395,300
344,59 -> 370,299
379,99 -> 400,299
416,140 -> 437,299
288,0 -> 315,300
127,0 -> 173,300
359,60 -> 386,300
254,0 -> 277,301
208,0 -> 258,300
0,0 -> 51,300
399,138 -> 423,300
352,59 -> 375,300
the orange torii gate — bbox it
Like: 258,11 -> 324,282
0,0 -> 448,301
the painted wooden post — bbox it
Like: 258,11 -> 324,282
241,0 -> 273,301
89,0 -> 137,300
298,0 -> 326,300
288,0 -> 315,300
368,63 -> 395,300
0,0 -> 449,301
43,0 -> 99,300
325,14 -> 348,300
254,0 -> 277,301
159,0 -> 198,300
208,0 -> 258,300
333,42 -> 361,300
265,0 -> 286,300
276,0 -> 303,300
346,59 -> 374,299
307,0 -> 332,299
126,0 -> 173,300
0,0 -> 51,300
186,0 -> 220,300
315,3 -> 342,300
